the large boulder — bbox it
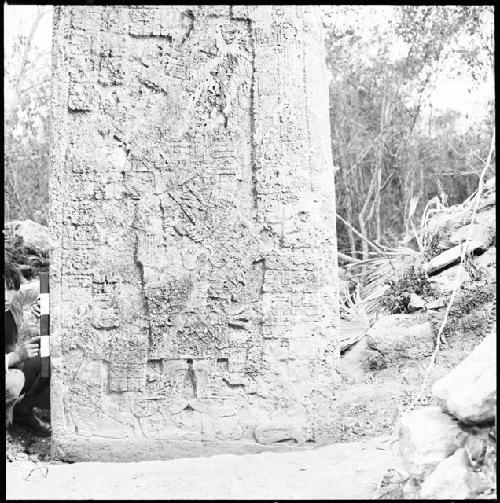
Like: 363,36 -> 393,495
473,247 -> 497,284
366,314 -> 434,365
407,293 -> 425,312
432,329 -> 496,425
449,207 -> 496,248
5,220 -> 50,251
398,406 -> 464,480
420,448 -> 479,499
425,208 -> 465,236
474,247 -> 496,268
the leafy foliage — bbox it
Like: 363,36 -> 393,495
4,6 -> 51,225
4,234 -> 49,281
381,266 -> 436,314
324,6 -> 494,260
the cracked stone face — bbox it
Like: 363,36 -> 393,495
49,5 -> 340,461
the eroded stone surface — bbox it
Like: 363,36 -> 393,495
420,448 -> 476,499
432,329 -> 496,425
398,406 -> 464,480
5,220 -> 50,251
49,5 -> 339,460
365,314 -> 434,365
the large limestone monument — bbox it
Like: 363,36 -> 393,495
50,5 -> 340,461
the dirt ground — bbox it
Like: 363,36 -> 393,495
6,435 -> 402,500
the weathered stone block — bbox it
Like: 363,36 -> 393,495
428,263 -> 471,294
473,247 -> 497,284
49,5 -> 339,461
398,406 -> 464,479
366,314 -> 434,365
5,220 -> 50,251
432,329 -> 496,425
420,448 -> 476,499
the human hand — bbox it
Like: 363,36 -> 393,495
15,336 -> 41,362
31,296 -> 41,319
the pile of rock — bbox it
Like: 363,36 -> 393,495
4,219 -> 50,252
335,177 -> 496,475
396,327 -> 496,499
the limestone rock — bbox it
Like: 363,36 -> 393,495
407,293 -> 425,312
361,348 -> 387,371
366,314 -> 434,364
465,471 -> 491,496
426,209 -> 464,236
420,448 -> 476,499
484,176 -> 495,190
449,207 -> 495,248
375,467 -> 409,499
398,406 -> 464,479
449,224 -> 487,247
432,330 -> 496,425
5,220 -> 50,251
428,263 -> 471,294
424,240 -> 485,275
473,247 -> 497,284
474,247 -> 496,268
402,476 -> 421,499
426,298 -> 446,310
477,193 -> 496,211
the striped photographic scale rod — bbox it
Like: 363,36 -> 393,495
39,272 -> 50,378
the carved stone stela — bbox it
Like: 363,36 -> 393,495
50,5 -> 340,460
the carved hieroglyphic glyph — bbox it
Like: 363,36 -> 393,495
50,5 -> 340,461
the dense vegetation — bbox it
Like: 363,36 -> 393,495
324,6 -> 494,259
4,6 -> 51,225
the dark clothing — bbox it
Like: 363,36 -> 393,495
5,309 -> 18,353
5,285 -> 49,429
13,356 -> 50,420
5,356 -> 50,426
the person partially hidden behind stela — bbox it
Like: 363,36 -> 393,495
5,261 -> 51,437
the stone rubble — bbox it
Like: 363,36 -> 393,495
365,314 -> 434,364
432,328 -> 496,425
397,406 -> 464,480
420,448 -> 478,499
387,177 -> 497,499
427,262 -> 471,294
4,219 -> 50,252
395,329 -> 496,498
407,293 -> 425,312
